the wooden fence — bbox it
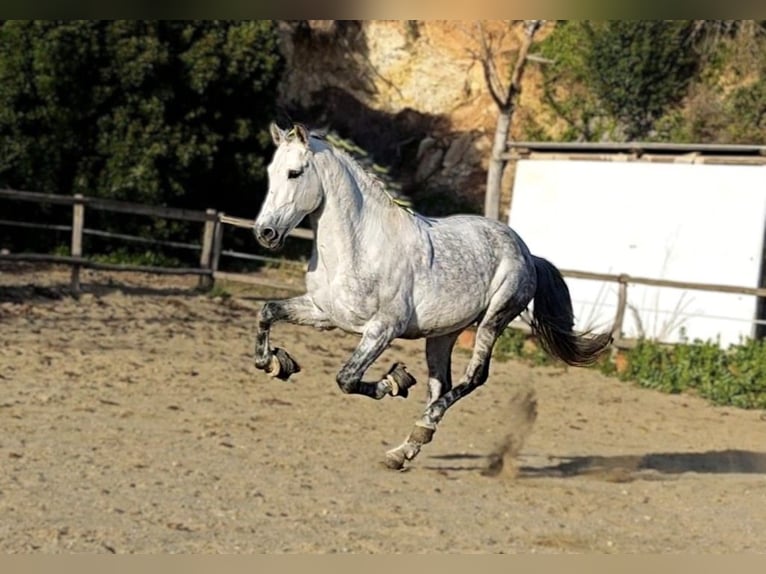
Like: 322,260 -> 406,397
0,188 -> 306,294
2,188 -> 765,348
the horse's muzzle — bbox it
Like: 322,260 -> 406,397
254,224 -> 284,251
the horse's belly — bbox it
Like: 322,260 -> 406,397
407,294 -> 487,338
328,305 -> 373,334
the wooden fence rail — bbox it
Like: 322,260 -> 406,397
1,188 -> 764,346
560,269 -> 766,298
0,252 -> 212,276
0,188 -> 307,292
555,270 -> 766,348
0,188 -> 212,221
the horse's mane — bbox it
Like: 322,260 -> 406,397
308,130 -> 415,215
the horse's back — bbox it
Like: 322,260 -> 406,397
425,213 -> 531,263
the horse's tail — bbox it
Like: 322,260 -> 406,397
530,255 -> 613,366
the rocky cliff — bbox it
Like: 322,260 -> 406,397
275,20 -> 544,215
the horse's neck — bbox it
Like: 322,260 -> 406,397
311,153 -> 402,272
309,189 -> 360,267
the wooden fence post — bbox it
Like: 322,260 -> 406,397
612,274 -> 629,344
211,215 -> 224,276
70,194 -> 85,293
198,208 -> 217,290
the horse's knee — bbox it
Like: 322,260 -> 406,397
259,301 -> 280,325
335,370 -> 357,394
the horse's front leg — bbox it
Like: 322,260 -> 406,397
254,295 -> 331,381
335,320 -> 417,400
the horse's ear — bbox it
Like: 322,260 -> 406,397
293,123 -> 310,147
270,122 -> 284,146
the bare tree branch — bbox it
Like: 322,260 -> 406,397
501,20 -> 544,110
475,22 -> 506,109
484,19 -> 543,219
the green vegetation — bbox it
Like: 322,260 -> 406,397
205,284 -> 232,300
493,327 -> 766,410
615,338 -> 766,409
530,20 -> 766,144
90,247 -> 183,269
659,23 -> 766,144
493,326 -> 557,367
0,20 -> 284,255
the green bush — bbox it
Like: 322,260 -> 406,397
91,247 -> 182,268
615,338 -> 766,409
0,20 -> 284,252
493,326 -> 766,409
655,26 -> 766,145
619,338 -> 723,395
531,20 -> 766,145
536,21 -> 700,141
493,327 -> 557,367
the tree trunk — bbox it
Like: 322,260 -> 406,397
484,111 -> 512,219
484,20 -> 542,220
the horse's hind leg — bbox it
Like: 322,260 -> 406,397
382,331 -> 458,467
425,332 -> 459,406
384,297 -> 530,470
254,295 -> 332,381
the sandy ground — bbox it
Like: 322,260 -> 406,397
2,263 -> 766,554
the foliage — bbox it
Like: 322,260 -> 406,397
530,20 -> 766,144
535,21 -> 700,141
493,327 -> 558,367
206,284 -> 232,299
583,21 -> 699,140
0,20 -> 284,251
90,247 -> 183,268
494,325 -> 766,410
493,326 -> 526,357
615,338 -> 766,409
535,21 -> 615,142
658,24 -> 766,144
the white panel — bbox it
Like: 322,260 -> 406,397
509,160 -> 766,347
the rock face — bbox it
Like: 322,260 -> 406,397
276,20 -> 538,214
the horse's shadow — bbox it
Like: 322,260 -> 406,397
427,449 -> 766,479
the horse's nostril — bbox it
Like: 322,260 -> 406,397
254,224 -> 282,249
261,227 -> 277,241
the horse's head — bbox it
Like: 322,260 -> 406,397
254,122 -> 323,250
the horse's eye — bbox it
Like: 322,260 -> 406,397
287,168 -> 303,179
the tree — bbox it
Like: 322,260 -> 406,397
473,20 -> 543,220
536,21 -> 699,142
660,20 -> 766,144
583,21 -> 698,140
0,21 -> 283,218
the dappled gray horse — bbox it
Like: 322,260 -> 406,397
253,123 -> 612,469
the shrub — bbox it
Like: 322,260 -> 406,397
493,326 -> 766,409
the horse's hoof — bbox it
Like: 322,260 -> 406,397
383,448 -> 407,470
269,348 -> 301,381
385,362 -> 416,398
